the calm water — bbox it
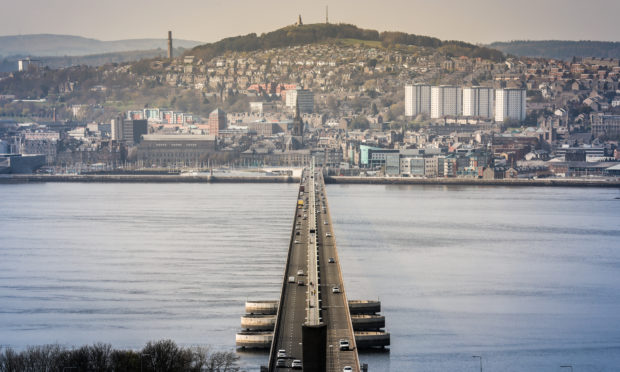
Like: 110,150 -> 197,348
1,183 -> 619,371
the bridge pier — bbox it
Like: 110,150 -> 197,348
302,323 -> 327,372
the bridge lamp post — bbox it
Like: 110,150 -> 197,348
472,355 -> 482,372
560,366 -> 573,372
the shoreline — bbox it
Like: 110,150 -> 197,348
324,176 -> 620,188
1,174 -> 620,187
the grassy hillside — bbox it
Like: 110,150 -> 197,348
488,40 -> 620,60
188,23 -> 504,62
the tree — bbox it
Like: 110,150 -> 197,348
371,102 -> 379,115
349,115 -> 370,130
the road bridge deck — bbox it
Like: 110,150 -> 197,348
268,165 -> 360,372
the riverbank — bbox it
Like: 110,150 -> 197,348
1,174 -> 619,187
0,174 -> 300,184
325,176 -> 620,188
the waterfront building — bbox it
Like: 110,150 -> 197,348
405,84 -> 431,117
122,119 -> 148,145
495,88 -> 526,122
431,86 -> 462,118
137,134 -> 216,167
463,87 -> 494,118
208,108 -> 227,136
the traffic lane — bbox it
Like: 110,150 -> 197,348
272,205 -> 310,370
317,205 -> 359,371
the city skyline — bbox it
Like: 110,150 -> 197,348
1,0 -> 619,44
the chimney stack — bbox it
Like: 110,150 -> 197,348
167,31 -> 173,60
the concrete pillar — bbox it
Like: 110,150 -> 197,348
302,323 -> 327,372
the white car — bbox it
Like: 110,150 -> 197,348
277,349 -> 286,358
291,359 -> 302,369
343,367 -> 353,372
326,232 -> 331,237
339,339 -> 349,350
332,286 -> 341,293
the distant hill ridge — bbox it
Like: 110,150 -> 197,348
488,40 -> 620,60
188,23 -> 505,62
0,34 -> 203,58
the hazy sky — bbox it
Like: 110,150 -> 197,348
1,0 -> 619,44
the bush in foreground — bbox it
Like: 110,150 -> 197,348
0,339 -> 240,372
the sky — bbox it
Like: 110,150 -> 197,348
1,0 -> 619,44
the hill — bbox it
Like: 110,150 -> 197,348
0,48 -> 191,73
0,34 -> 202,58
488,40 -> 620,60
188,23 -> 504,62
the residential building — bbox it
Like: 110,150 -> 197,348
495,88 -> 526,122
405,84 -> 431,117
431,86 -> 462,118
463,87 -> 494,118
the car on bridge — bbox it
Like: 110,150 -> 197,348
332,286 -> 341,293
326,232 -> 332,237
339,338 -> 350,350
343,367 -> 353,372
328,257 -> 335,263
291,359 -> 302,369
277,349 -> 287,358
276,358 -> 286,368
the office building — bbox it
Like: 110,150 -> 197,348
495,88 -> 526,122
286,89 -> 314,114
121,119 -> 148,144
463,87 -> 494,118
137,135 -> 216,167
591,113 -> 620,138
431,86 -> 462,118
111,117 -> 123,141
208,108 -> 227,136
405,84 -> 431,117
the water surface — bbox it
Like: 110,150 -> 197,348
1,183 -> 619,371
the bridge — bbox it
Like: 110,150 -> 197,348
236,163 -> 389,371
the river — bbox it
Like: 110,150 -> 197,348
1,183 -> 619,371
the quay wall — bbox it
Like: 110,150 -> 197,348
2,174 -> 619,188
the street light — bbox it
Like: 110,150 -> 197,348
472,355 -> 482,372
560,366 -> 573,372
